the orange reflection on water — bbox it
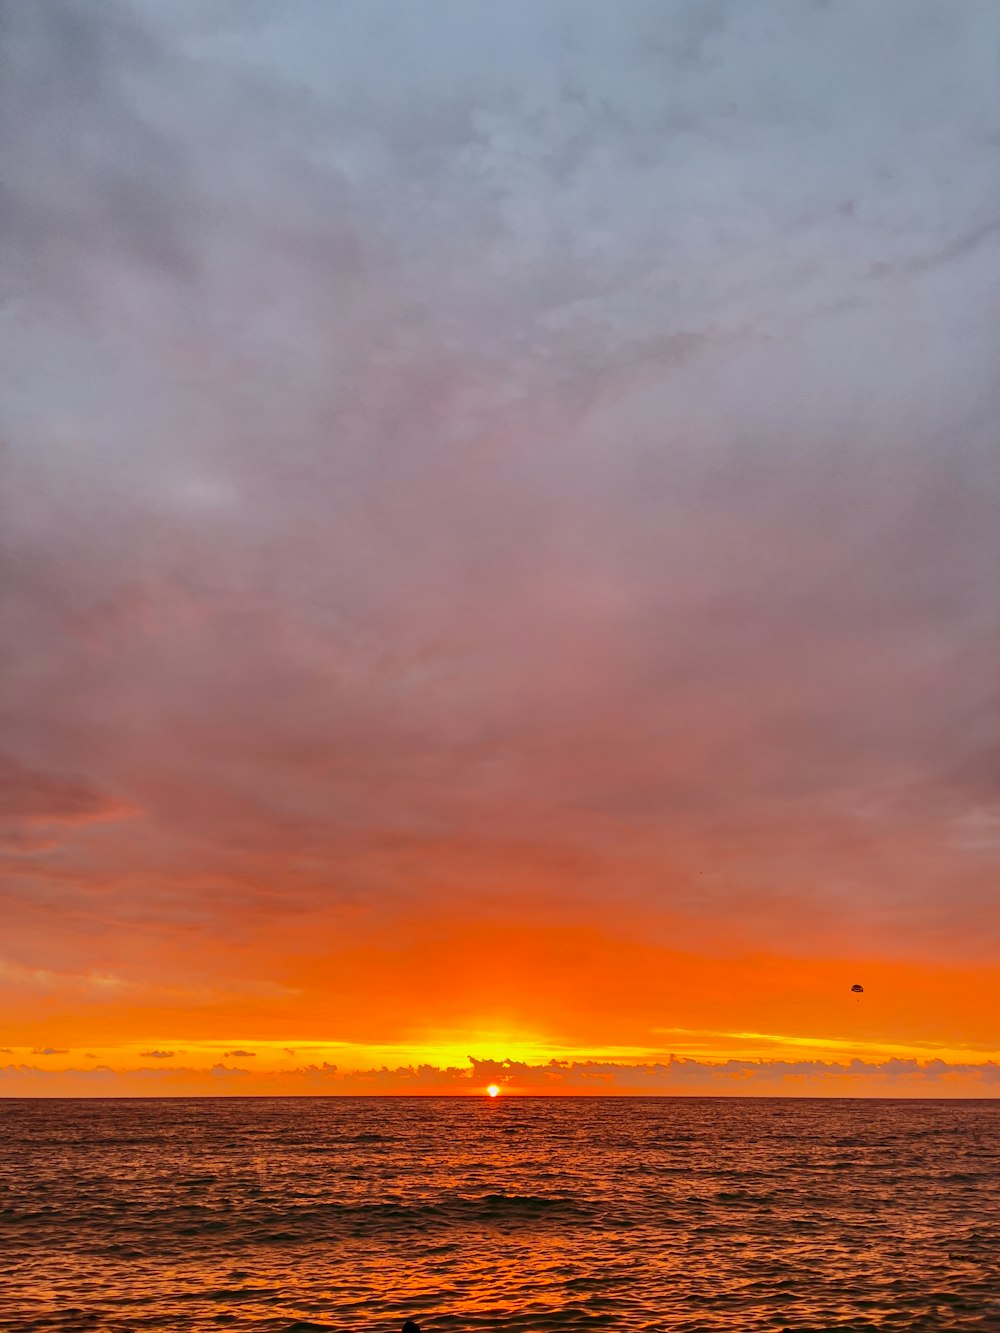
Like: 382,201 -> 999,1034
3,1097 -> 998,1331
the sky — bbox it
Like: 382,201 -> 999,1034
1,0 -> 998,1097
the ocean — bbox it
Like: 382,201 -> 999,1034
1,1097 -> 997,1332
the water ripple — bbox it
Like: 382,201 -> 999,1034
0,1098 -> 997,1331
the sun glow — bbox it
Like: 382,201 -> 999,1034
487,1084 -> 500,1097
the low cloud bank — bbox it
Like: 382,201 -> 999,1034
2,1055 -> 997,1097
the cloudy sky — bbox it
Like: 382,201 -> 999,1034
2,0 -> 998,1095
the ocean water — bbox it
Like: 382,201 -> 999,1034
0,1098 -> 997,1333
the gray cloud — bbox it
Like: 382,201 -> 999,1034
0,0 -> 200,304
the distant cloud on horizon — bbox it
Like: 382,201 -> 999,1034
1,1054 -> 997,1097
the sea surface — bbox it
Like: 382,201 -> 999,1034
1,1097 -> 998,1333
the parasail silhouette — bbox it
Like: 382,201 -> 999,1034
851,984 -> 864,993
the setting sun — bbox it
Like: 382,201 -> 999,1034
487,1084 -> 500,1098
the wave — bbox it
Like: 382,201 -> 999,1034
4,1098 -> 997,1331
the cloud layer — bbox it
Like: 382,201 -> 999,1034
2,1054 -> 998,1099
1,1 -> 998,1082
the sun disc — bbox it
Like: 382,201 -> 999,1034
486,1084 -> 500,1098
